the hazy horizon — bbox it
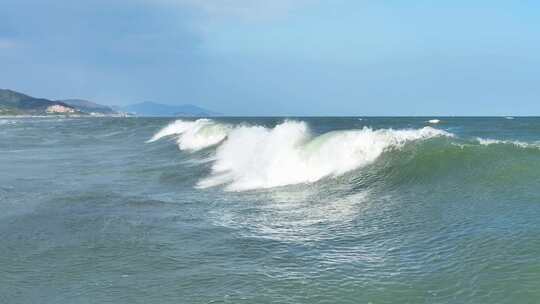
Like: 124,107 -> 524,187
1,1 -> 539,116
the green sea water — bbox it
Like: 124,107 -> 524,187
1,117 -> 540,303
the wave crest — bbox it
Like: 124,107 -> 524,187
197,121 -> 452,191
150,119 -> 452,191
148,119 -> 230,151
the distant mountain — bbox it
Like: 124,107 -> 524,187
59,99 -> 116,114
0,89 -> 215,117
0,89 -> 78,115
120,101 -> 219,117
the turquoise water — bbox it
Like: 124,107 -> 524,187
1,117 -> 540,303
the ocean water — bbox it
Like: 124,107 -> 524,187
1,116 -> 540,303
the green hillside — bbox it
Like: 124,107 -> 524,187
0,89 -> 78,115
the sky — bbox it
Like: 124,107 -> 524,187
1,0 -> 539,116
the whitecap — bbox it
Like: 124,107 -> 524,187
476,137 -> 533,148
151,119 -> 453,191
197,121 -> 452,191
147,119 -> 230,151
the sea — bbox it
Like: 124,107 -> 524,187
1,116 -> 540,303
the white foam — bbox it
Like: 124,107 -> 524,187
428,119 -> 441,124
476,137 -> 533,148
197,121 -> 452,191
0,119 -> 17,126
147,120 -> 191,142
147,119 -> 230,151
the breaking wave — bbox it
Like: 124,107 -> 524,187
147,119 -> 230,151
149,119 -> 452,191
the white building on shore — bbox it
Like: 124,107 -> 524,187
46,104 -> 75,114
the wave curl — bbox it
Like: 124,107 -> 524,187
147,119 -> 230,151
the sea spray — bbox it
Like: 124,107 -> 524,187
149,119 -> 453,190
176,120 -> 453,191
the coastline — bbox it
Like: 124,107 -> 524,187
0,113 -> 132,118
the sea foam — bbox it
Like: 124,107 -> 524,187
476,137 -> 536,149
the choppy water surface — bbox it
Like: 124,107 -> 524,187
1,117 -> 540,303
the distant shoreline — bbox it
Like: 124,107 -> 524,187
2,115 -> 537,119
0,114 -> 132,118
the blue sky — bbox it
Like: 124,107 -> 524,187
1,0 -> 539,115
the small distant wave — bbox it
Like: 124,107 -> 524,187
476,137 -> 538,149
504,116 -> 515,120
427,119 -> 441,124
0,119 -> 17,126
